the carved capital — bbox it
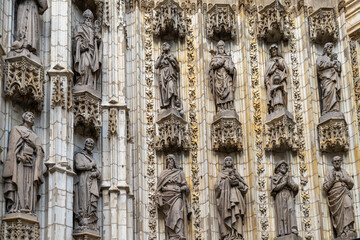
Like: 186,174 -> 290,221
309,8 -> 338,44
1,213 -> 40,240
206,4 -> 236,41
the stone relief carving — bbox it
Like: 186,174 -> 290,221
323,156 -> 357,239
215,156 -> 248,240
155,154 -> 191,240
309,8 -> 338,44
1,217 -> 40,240
271,160 -> 302,240
74,138 -> 101,235
108,108 -> 118,136
211,117 -> 242,152
206,4 -> 236,41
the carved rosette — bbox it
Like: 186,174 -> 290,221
1,214 -> 40,240
206,4 -> 236,41
257,1 -> 290,43
3,55 -> 44,111
308,8 -> 338,44
153,0 -> 187,39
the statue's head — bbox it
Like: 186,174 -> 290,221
217,40 -> 225,55
165,154 -> 177,169
275,160 -> 288,174
84,138 -> 95,152
162,42 -> 170,53
269,44 -> 279,57
323,42 -> 334,56
332,155 -> 342,170
223,156 -> 234,169
83,9 -> 94,26
22,111 -> 35,127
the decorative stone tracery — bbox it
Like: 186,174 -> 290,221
206,4 -> 236,41
308,8 -> 338,44
0,214 -> 40,240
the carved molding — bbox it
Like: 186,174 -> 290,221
95,0 -> 110,27
1,214 -> 40,240
350,40 -> 360,128
108,108 -> 118,136
3,55 -> 44,111
153,0 -> 187,39
206,4 -> 236,41
308,8 -> 338,44
257,1 -> 291,43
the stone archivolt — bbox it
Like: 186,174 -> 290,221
206,4 -> 236,41
308,8 -> 338,44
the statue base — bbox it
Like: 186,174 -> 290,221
1,213 -> 40,239
211,110 -> 243,152
318,112 -> 349,152
274,233 -> 302,240
264,108 -> 298,152
73,228 -> 100,240
154,108 -> 190,152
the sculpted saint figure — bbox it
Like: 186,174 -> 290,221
74,138 -> 101,231
270,160 -> 300,238
74,9 -> 103,90
155,154 -> 191,240
11,0 -> 48,55
317,42 -> 341,115
323,156 -> 356,239
215,156 -> 248,240
265,44 -> 289,113
209,40 -> 237,113
2,112 -> 44,214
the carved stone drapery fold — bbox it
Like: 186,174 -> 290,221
309,8 -> 338,44
206,4 -> 236,41
153,0 -> 187,39
1,214 -> 40,240
257,1 -> 290,43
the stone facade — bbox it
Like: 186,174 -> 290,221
0,0 -> 359,240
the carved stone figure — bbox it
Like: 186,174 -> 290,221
265,44 -> 289,114
155,154 -> 191,239
323,156 -> 357,239
271,160 -> 301,239
74,9 -> 103,91
209,40 -> 237,113
215,156 -> 248,240
74,138 -> 101,232
317,42 -> 341,115
2,112 -> 44,214
10,0 -> 48,56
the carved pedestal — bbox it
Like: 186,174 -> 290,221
3,53 -> 44,111
264,109 -> 298,152
154,109 -> 190,152
206,4 -> 236,40
309,8 -> 338,44
274,233 -> 302,240
73,228 -> 100,240
318,112 -> 349,152
211,110 -> 243,152
0,213 -> 40,239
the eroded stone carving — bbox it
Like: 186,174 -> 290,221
271,160 -> 302,240
155,154 -> 191,240
215,156 -> 248,240
153,0 -> 187,39
206,4 -> 236,41
323,156 -> 357,239
1,214 -> 40,240
309,8 -> 338,44
211,114 -> 242,152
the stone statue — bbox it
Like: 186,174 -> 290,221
155,42 -> 183,112
209,40 -> 237,113
323,156 -> 356,239
2,112 -> 44,214
74,138 -> 101,231
10,0 -> 48,56
215,156 -> 248,240
74,9 -> 103,91
317,42 -> 341,115
265,44 -> 289,113
155,154 -> 191,239
271,160 -> 300,239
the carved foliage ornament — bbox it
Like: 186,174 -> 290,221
309,8 -> 338,44
108,108 -> 118,136
206,4 -> 236,41
318,117 -> 349,152
211,117 -> 243,152
1,217 -> 40,240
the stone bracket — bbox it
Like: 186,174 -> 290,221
309,8 -> 338,44
73,229 -> 100,240
1,213 -> 40,240
206,4 -> 236,41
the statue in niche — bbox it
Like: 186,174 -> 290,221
74,138 -> 101,231
74,9 -> 103,91
10,0 -> 48,56
316,42 -> 341,115
2,112 -> 44,214
323,156 -> 357,239
215,156 -> 248,240
271,160 -> 300,238
155,154 -> 191,240
209,40 -> 237,113
155,42 -> 184,114
265,44 -> 289,114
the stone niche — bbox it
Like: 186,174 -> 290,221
308,8 -> 338,44
264,108 -> 298,152
257,1 -> 291,43
211,110 -> 243,152
206,4 -> 236,41
0,213 -> 40,239
317,112 -> 349,153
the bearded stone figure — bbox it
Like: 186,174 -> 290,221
209,40 -> 237,113
74,138 -> 101,232
265,44 -> 289,114
74,9 -> 103,91
215,156 -> 248,240
271,160 -> 301,240
155,154 -> 191,240
2,112 -> 44,214
323,156 -> 357,239
316,42 -> 341,115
